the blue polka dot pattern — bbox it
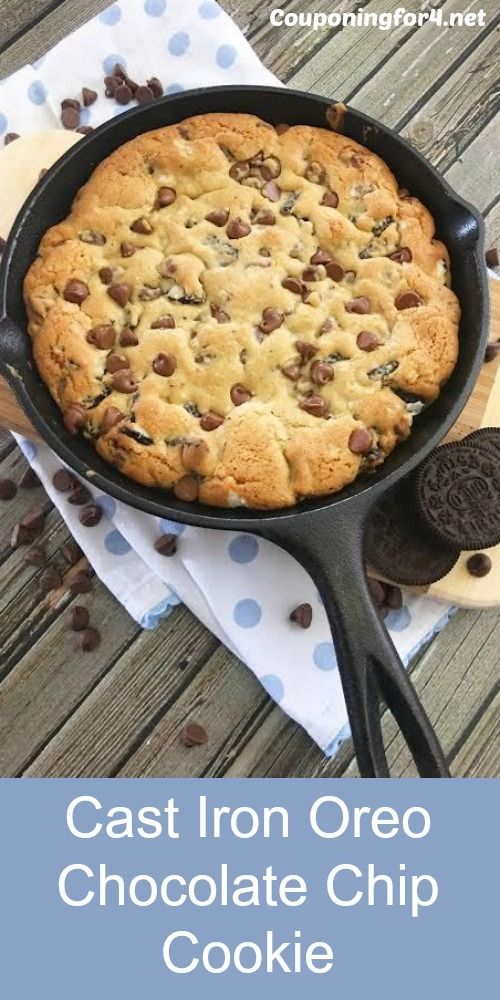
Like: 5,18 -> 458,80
216,44 -> 236,69
0,112 -> 7,134
261,674 -> 284,703
104,529 -> 131,555
233,599 -> 262,628
313,642 -> 338,671
27,80 -> 47,105
96,494 -> 116,519
99,4 -> 122,24
228,535 -> 259,564
102,53 -> 127,74
144,0 -> 167,15
79,106 -> 91,125
165,82 -> 183,94
160,518 -> 185,536
199,0 -> 220,17
168,32 -> 190,56
20,439 -> 38,462
386,606 -> 412,632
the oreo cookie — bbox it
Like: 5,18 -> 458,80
365,476 -> 460,586
416,437 -> 500,550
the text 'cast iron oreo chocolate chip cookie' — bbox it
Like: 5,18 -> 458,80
416,436 -> 500,551
365,475 -> 460,586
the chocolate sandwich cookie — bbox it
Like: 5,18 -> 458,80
466,426 -> 500,463
416,438 -> 500,551
365,476 -> 460,586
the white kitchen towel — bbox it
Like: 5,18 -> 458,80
1,0 -> 456,755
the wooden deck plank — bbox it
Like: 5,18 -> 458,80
0,0 -> 109,76
0,0 -> 61,53
446,112 -> 500,212
452,688 -> 500,777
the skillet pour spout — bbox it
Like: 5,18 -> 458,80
0,85 -> 489,777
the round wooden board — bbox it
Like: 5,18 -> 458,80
0,130 -> 499,608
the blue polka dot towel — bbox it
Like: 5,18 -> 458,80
3,0 -> 454,755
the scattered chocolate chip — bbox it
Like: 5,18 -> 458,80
275,123 -> 290,135
68,605 -> 90,631
282,276 -> 305,295
99,267 -> 113,284
296,340 -> 319,362
263,180 -> 281,201
253,208 -> 276,225
131,216 -> 153,235
24,544 -> 46,568
226,218 -> 251,239
63,280 -> 89,304
101,407 -> 125,432
119,327 -> 139,346
310,250 -> 330,266
136,85 -> 154,103
349,427 -> 374,454
70,569 -> 92,593
357,330 -> 380,352
40,565 -> 62,594
484,343 -> 500,363
299,394 -> 327,417
151,315 -> 176,329
466,552 -> 492,577
395,291 -> 421,310
76,626 -> 101,651
156,186 -> 177,208
311,360 -> 334,385
305,161 -> 325,183
4,132 -> 20,145
115,83 -> 132,105
63,404 -> 86,434
281,361 -> 302,381
153,353 -> 177,376
259,307 -> 283,334
303,265 -> 323,282
205,207 -> 229,226
38,168 -> 48,179
80,229 -> 106,245
106,353 -> 129,373
11,523 -> 31,548
61,106 -> 80,130
385,584 -> 403,610
200,411 -> 224,431
210,303 -> 230,323
107,283 -> 132,307
86,325 -> 116,350
61,97 -> 80,111
112,369 -> 138,393
120,241 -> 137,258
325,261 -> 344,282
138,286 -> 161,301
230,383 -> 252,405
20,467 -> 40,489
180,722 -> 207,747
63,540 -> 83,565
82,87 -> 98,106
154,533 -> 177,556
345,296 -> 371,314
52,468 -> 73,492
321,191 -> 339,208
147,76 -> 163,98
174,476 -> 199,502
68,484 -> 92,506
20,508 -> 45,536
76,125 -> 94,135
485,248 -> 499,269
0,478 -> 17,500
79,503 -> 102,527
289,602 -> 313,628
389,247 -> 412,264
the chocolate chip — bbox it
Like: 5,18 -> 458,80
40,565 -> 62,594
484,343 -> 500,363
4,132 -> 20,145
131,216 -> 153,235
70,570 -> 92,593
154,533 -> 177,556
68,484 -> 91,506
80,229 -> 106,245
275,123 -> 290,135
107,283 -> 132,306
311,360 -> 334,384
61,106 -> 80,130
112,63 -> 126,79
389,247 -> 412,264
63,404 -> 86,434
282,276 -> 305,295
61,97 -> 81,111
52,468 -> 73,492
281,361 -> 302,381
289,602 -> 312,628
466,552 -> 492,577
345,296 -> 371,314
263,180 -> 281,202
305,161 -> 325,183
24,544 -> 46,567
101,407 -> 125,432
86,325 -> 116,350
153,353 -> 177,376
147,76 -> 163,98
11,523 -> 31,548
395,291 -> 421,310
303,265 -> 324,282
111,370 -> 138,393
368,577 -> 386,607
205,208 -> 229,226
229,161 -> 250,182
156,186 -> 177,208
115,83 -> 132,105
38,168 -> 48,179
20,467 -> 40,489
299,394 -> 327,417
136,85 -> 154,103
63,280 -> 89,304
99,267 -> 113,284
76,627 -> 101,652
230,383 -> 252,405
485,248 -> 499,269
138,286 -> 161,301
321,191 -> 339,208
253,208 -> 276,225
296,341 -> 318,362
76,126 -> 94,136
180,722 -> 207,747
21,509 -> 45,537
0,478 -> 17,500
261,156 -> 281,180
120,241 -> 137,257
200,411 -> 224,431
310,250 -> 331,266
68,605 -> 90,631
79,503 -> 102,527
325,261 -> 344,282
357,330 -> 380,352
82,87 -> 97,106
63,540 -> 83,566
151,315 -> 176,329
385,584 -> 403,610
106,353 -> 129,373
226,218 -> 251,239
348,427 -> 374,454
209,303 -> 230,324
259,307 -> 283,334
119,327 -> 139,346
174,476 -> 199,502
319,319 -> 334,334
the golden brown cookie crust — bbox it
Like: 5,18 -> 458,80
23,113 -> 460,508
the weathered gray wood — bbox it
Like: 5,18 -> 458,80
452,688 -> 500,777
0,0 -> 109,76
446,111 -> 499,211
0,0 -> 59,52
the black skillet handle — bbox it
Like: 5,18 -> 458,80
262,503 -> 450,778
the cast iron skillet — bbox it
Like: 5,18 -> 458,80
0,86 -> 489,777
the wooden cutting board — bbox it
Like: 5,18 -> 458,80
1,131 -> 499,607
